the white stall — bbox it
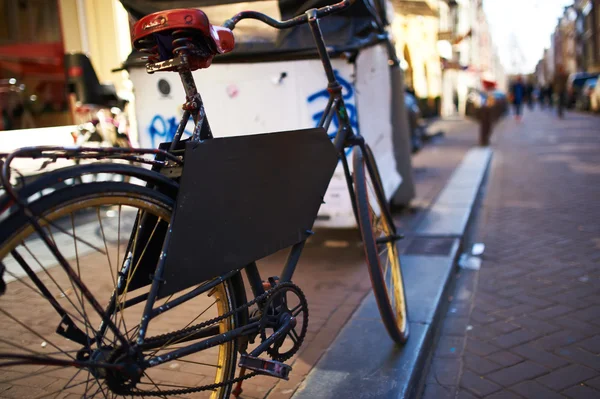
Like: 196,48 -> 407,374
122,0 -> 407,227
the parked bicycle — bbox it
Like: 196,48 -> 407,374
0,1 -> 408,397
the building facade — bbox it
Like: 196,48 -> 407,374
539,0 -> 600,86
578,0 -> 600,72
0,0 -> 133,131
437,0 -> 505,116
390,0 -> 444,116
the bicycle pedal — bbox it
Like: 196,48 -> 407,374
239,354 -> 291,380
262,276 -> 280,290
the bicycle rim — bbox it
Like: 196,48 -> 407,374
0,183 -> 237,398
353,146 -> 409,344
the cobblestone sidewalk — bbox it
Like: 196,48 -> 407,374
423,109 -> 600,399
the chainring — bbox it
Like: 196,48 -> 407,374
259,283 -> 309,362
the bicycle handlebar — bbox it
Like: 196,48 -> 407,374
222,0 -> 356,30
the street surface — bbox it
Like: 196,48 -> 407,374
423,108 -> 600,399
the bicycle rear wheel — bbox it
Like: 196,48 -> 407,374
0,182 -> 239,398
352,146 -> 409,344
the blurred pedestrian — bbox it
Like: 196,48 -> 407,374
553,65 -> 568,118
478,78 -> 498,146
526,80 -> 535,110
510,76 -> 526,121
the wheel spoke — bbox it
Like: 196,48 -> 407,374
3,268 -> 44,298
45,225 -> 57,247
96,208 -> 116,288
0,264 -> 89,343
0,308 -> 75,360
35,377 -> 88,399
147,299 -> 218,359
70,213 -> 98,349
19,243 -> 89,327
0,365 -> 62,384
176,358 -> 220,368
118,216 -> 161,327
141,372 -> 170,398
0,193 -> 235,397
83,373 -> 93,399
0,337 -> 55,358
40,217 -> 107,256
116,205 -> 121,291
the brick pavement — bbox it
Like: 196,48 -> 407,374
422,108 -> 600,399
0,117 -> 479,399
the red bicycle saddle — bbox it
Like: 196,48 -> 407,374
131,9 -> 234,71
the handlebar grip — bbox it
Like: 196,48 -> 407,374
315,0 -> 355,19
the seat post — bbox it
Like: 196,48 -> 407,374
179,66 -> 213,141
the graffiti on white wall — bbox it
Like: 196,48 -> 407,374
306,70 -> 358,133
147,115 -> 193,148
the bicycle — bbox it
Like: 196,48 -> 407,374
0,1 -> 408,397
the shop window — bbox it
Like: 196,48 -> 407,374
0,0 -> 68,131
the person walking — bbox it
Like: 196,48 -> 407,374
553,65 -> 568,118
510,76 -> 526,121
547,84 -> 554,108
526,80 -> 535,110
478,78 -> 498,146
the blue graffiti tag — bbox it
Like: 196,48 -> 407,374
307,70 -> 358,133
148,115 -> 193,148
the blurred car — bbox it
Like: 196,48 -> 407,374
567,72 -> 599,109
580,78 -> 597,111
404,91 -> 425,153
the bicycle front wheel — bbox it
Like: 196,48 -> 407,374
0,182 -> 239,398
353,146 -> 409,344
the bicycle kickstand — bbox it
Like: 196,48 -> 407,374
232,367 -> 247,397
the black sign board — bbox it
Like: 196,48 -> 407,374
158,128 -> 338,298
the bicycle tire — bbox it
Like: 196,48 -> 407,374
353,146 -> 409,344
0,181 -> 240,398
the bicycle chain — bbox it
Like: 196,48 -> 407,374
124,282 -> 301,397
129,370 -> 260,397
140,282 -> 283,349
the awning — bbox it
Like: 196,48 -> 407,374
0,42 -> 64,77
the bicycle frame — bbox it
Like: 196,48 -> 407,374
128,7 -> 397,368
0,1 -> 399,373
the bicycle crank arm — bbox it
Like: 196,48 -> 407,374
250,314 -> 296,357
